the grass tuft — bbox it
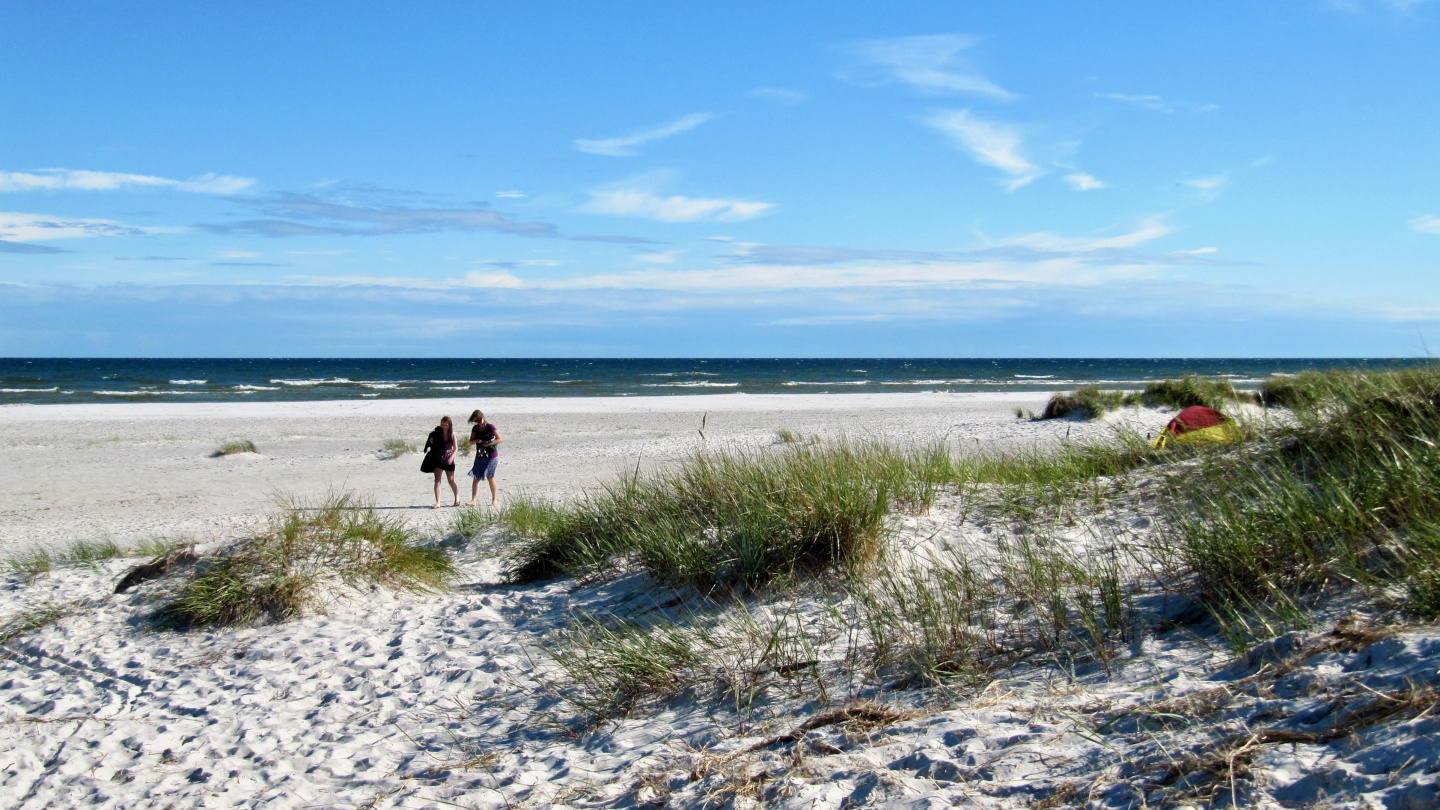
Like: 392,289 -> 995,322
775,429 -> 799,444
5,538 -> 147,584
1040,385 -> 1123,420
495,443 -> 950,591
212,439 -> 257,457
382,438 -> 417,459
0,601 -> 76,646
158,493 -> 455,627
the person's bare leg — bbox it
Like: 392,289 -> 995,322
432,470 -> 443,508
467,477 -> 480,507
447,471 -> 459,506
488,476 -> 498,507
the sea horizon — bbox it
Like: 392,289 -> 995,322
0,357 -> 1427,406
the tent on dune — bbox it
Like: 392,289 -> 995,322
1153,405 -> 1244,448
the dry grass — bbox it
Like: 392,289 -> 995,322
212,439 -> 257,457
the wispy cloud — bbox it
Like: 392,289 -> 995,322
203,193 -> 559,238
1095,93 -> 1218,114
1183,174 -> 1229,201
0,240 -> 66,254
581,176 -> 773,223
574,112 -> 716,157
1411,215 -> 1440,235
924,109 -> 1040,190
747,87 -> 807,105
1064,172 -> 1105,191
1327,0 -> 1432,13
843,35 -> 1015,101
0,211 -> 155,242
0,169 -> 255,194
495,190 -> 526,198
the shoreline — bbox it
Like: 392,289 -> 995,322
0,391 -> 1041,422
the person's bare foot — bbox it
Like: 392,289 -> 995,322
465,500 -> 477,507
431,503 -> 440,509
490,500 -> 498,507
453,499 -> 460,507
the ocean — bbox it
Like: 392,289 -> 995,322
0,358 -> 1426,406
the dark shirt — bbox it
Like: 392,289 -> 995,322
471,423 -> 499,457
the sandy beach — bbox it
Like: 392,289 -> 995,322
3,393 -> 1436,809
0,393 -> 1148,557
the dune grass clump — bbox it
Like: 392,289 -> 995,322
0,601 -> 77,647
458,434 -> 473,457
382,438 -> 417,458
1039,385 -> 1124,420
212,439 -> 257,457
1158,367 -> 1440,632
1134,375 -> 1242,410
497,443 -> 953,592
160,494 -> 454,627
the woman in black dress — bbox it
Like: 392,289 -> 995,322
420,416 -> 458,508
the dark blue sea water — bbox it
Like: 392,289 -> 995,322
0,358 -> 1425,405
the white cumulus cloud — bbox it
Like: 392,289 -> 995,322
574,113 -> 716,157
0,169 -> 254,194
924,109 -> 1040,190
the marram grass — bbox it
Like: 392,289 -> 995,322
160,493 -> 454,627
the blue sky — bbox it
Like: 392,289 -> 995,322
2,1 -> 1438,356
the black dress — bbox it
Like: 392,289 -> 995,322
420,429 -> 456,473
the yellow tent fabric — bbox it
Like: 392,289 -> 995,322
1153,420 -> 1245,448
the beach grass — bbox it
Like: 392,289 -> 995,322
1155,367 -> 1440,637
0,600 -> 77,647
1039,374 -> 1250,421
212,439 -> 257,457
382,438 -> 417,458
458,434 -> 473,457
5,537 -> 148,583
495,442 -> 950,591
160,493 -> 454,627
538,367 -> 1440,713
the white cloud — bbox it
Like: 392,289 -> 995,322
1095,93 -> 1218,114
217,250 -> 261,259
995,218 -> 1172,253
1183,174 -> 1230,201
581,186 -> 773,223
924,109 -> 1040,190
1411,215 -> 1440,235
0,211 -> 154,241
574,112 -> 716,157
845,35 -> 1015,101
460,272 -> 525,288
636,251 -> 680,264
495,190 -> 526,198
747,87 -> 807,105
0,169 -> 254,194
1064,172 -> 1105,191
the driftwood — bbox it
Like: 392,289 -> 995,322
115,546 -> 197,593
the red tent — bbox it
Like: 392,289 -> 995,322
1154,406 -> 1243,447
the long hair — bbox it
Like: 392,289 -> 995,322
439,415 -> 454,442
468,409 -> 484,425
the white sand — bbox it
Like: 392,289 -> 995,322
5,395 -> 1431,809
0,393 -> 1152,557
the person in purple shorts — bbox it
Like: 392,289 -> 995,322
465,409 -> 503,506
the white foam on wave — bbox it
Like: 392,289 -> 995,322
640,381 -> 741,388
432,385 -> 470,391
232,385 -> 280,391
781,381 -> 870,386
169,379 -> 209,385
271,378 -> 354,386
0,387 -> 59,393
93,390 -> 203,396
427,380 -> 496,385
